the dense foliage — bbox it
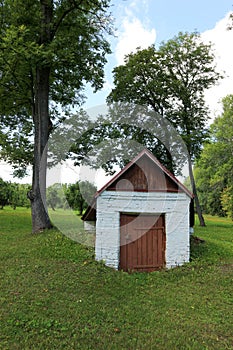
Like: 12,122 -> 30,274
0,0 -> 112,171
47,181 -> 97,214
108,32 -> 220,161
0,178 -> 30,209
195,95 -> 233,219
0,0 -> 112,232
0,178 -> 96,214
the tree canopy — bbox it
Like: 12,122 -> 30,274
106,32 -> 221,225
108,32 -> 220,160
0,0 -> 112,172
0,0 -> 113,232
0,178 -> 31,209
65,181 -> 97,214
195,95 -> 233,219
46,181 -> 96,214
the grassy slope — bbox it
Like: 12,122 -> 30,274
0,208 -> 232,350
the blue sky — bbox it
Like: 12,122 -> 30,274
145,0 -> 232,40
84,0 -> 233,111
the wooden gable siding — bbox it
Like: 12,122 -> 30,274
107,154 -> 179,192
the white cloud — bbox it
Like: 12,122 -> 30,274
115,1 -> 156,65
0,161 -> 32,184
126,0 -> 149,15
102,79 -> 113,92
201,12 -> 233,118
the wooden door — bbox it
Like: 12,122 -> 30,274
120,214 -> 166,272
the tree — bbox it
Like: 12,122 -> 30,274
194,145 -> 226,217
221,186 -> 233,220
195,95 -> 233,219
0,0 -> 112,232
47,183 -> 66,210
108,32 -> 221,226
65,181 -> 97,214
8,183 -> 31,209
0,178 -> 11,209
68,103 -> 188,176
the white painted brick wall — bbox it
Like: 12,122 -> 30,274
84,221 -> 96,232
95,191 -> 191,270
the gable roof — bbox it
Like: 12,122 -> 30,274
82,148 -> 193,221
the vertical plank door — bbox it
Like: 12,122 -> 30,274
120,214 -> 166,272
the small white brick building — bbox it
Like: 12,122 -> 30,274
82,149 -> 194,272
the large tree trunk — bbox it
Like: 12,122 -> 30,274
28,66 -> 53,233
188,157 -> 206,227
28,0 -> 53,233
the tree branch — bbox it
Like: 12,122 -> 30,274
51,0 -> 84,39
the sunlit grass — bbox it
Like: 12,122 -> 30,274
0,208 -> 232,350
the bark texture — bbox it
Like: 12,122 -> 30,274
29,1 -> 53,233
188,157 -> 206,227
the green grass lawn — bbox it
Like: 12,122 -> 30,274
0,207 -> 232,350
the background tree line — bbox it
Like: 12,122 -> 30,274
194,95 -> 233,220
0,179 -> 31,209
47,181 -> 96,214
0,179 -> 96,214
